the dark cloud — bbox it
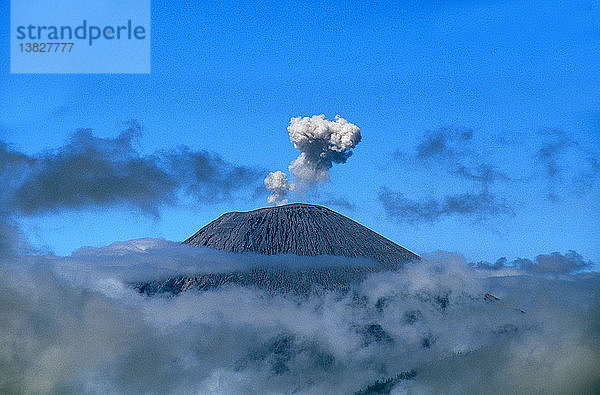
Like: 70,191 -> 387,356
453,164 -> 512,193
573,156 -> 600,196
379,188 -> 511,223
0,122 -> 263,217
11,124 -> 177,216
0,211 -> 40,257
385,128 -> 514,223
473,256 -> 509,271
536,130 -> 575,179
0,142 -> 36,194
50,105 -> 71,118
0,216 -> 24,257
165,146 -> 262,202
412,128 -> 512,185
535,129 -> 600,200
535,129 -> 577,201
0,142 -> 35,171
320,197 -> 356,211
0,143 -> 36,254
378,189 -> 441,222
384,126 -> 599,223
415,127 -> 473,161
474,250 -> 593,274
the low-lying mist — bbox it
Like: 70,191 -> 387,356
1,243 -> 598,394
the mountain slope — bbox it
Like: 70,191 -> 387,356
183,203 -> 419,266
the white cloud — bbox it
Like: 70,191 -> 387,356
0,246 -> 598,393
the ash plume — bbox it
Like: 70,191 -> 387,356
288,114 -> 361,184
264,114 -> 361,205
264,171 -> 295,205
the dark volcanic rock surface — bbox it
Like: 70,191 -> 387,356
183,203 -> 419,266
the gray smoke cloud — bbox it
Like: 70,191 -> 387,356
0,121 -> 262,217
264,171 -> 295,206
0,243 -> 597,394
264,115 -> 361,205
288,115 -> 361,184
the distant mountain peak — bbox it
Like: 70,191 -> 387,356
183,203 -> 419,266
72,238 -> 176,256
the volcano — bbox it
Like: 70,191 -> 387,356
136,204 -> 418,295
182,203 -> 419,266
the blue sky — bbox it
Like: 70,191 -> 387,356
0,0 -> 598,263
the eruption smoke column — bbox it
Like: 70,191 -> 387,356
264,114 -> 361,205
287,114 -> 361,185
264,171 -> 295,205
